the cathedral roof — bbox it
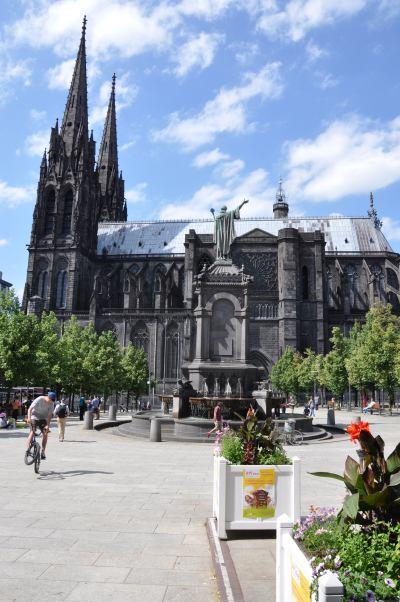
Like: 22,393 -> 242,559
97,216 -> 394,256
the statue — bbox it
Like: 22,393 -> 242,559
210,199 -> 249,259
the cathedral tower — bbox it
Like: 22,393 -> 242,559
97,75 -> 127,222
23,17 -> 98,313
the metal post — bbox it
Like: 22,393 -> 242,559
149,417 -> 162,442
83,410 -> 93,430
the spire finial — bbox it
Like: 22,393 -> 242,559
276,177 -> 286,203
112,73 -> 116,92
370,191 -> 374,208
82,15 -> 87,36
368,192 -> 382,229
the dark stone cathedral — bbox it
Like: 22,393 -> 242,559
23,21 -> 400,395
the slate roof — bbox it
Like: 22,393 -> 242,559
97,216 -> 394,256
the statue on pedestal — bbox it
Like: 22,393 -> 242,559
210,199 -> 249,259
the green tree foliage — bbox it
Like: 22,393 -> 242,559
297,349 -> 324,395
58,317 -> 94,396
83,329 -> 123,398
270,346 -> 301,400
323,327 -> 349,402
0,291 -> 42,393
353,304 -> 400,413
121,343 -> 148,409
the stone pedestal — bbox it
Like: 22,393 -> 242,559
172,396 -> 182,418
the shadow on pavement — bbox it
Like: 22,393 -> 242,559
58,440 -> 97,443
38,469 -> 114,480
0,430 -> 28,438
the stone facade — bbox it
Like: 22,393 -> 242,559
23,23 -> 400,395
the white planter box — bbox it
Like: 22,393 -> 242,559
212,455 -> 301,539
276,514 -> 344,602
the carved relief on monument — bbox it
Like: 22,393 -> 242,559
232,251 -> 278,290
250,303 -> 278,320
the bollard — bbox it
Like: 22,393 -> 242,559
150,417 -> 162,442
109,405 -> 117,421
327,408 -> 335,425
83,410 -> 94,430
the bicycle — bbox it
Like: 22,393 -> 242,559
24,425 -> 42,474
277,428 -> 304,446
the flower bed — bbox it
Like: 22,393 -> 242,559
212,415 -> 301,539
282,421 -> 400,601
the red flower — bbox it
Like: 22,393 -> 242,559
345,421 -> 370,443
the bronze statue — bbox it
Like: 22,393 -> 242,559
210,199 -> 249,259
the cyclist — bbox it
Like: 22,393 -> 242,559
26,392 -> 56,460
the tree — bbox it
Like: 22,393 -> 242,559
355,304 -> 400,414
323,327 -> 349,404
58,317 -> 95,399
270,347 -> 301,400
83,329 -> 123,402
297,349 -> 323,396
34,312 -> 61,389
121,343 -> 148,410
0,291 -> 42,396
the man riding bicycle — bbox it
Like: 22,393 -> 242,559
26,392 -> 56,460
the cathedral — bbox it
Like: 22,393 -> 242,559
23,21 -> 400,395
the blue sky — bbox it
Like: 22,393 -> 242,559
1,0 -> 400,297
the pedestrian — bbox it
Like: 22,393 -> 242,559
54,398 -> 69,442
207,401 -> 223,438
314,394 -> 319,411
11,396 -> 21,423
79,395 -> 86,421
309,396 -> 315,417
91,395 -> 100,420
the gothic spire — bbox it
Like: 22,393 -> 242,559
98,73 -> 119,196
61,16 -> 88,157
368,192 -> 382,229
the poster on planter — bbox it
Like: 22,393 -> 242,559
242,468 -> 276,519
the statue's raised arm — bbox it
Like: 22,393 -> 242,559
212,199 -> 250,259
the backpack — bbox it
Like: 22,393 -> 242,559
57,404 -> 67,418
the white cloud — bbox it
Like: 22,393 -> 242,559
120,139 -> 137,152
46,58 -> 75,90
284,114 -> 400,202
257,0 -> 368,42
0,181 -> 33,207
382,217 -> 400,242
177,0 -> 235,19
217,159 -> 245,181
233,42 -> 259,65
193,148 -> 230,167
317,72 -> 339,89
29,109 -> 47,122
172,32 -> 224,77
25,130 -> 49,157
125,182 -> 148,204
0,58 -> 32,105
160,166 -> 275,219
0,239 -> 9,247
306,40 -> 328,62
153,62 -> 283,149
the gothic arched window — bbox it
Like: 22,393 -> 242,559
302,266 -> 309,300
131,321 -> 149,355
36,259 -> 49,299
61,189 -> 73,235
44,189 -> 56,235
386,267 -> 399,291
55,259 -> 68,309
163,321 -> 179,379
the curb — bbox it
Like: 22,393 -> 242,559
206,518 -> 244,602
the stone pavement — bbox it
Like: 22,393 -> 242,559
0,416 -> 217,602
0,408 -> 399,602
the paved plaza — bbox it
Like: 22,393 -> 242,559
0,408 -> 399,601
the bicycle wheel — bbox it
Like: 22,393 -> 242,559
34,445 -> 41,474
292,430 -> 303,445
24,440 -> 39,465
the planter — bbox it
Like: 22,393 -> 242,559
276,514 -> 344,602
212,455 -> 301,539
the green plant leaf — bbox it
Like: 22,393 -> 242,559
344,456 -> 360,487
342,492 -> 359,519
360,489 -> 390,508
309,471 -> 346,482
387,443 -> 400,474
390,472 -> 400,487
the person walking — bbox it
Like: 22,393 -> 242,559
309,396 -> 316,418
79,396 -> 86,421
207,401 -> 223,438
26,392 -> 56,460
54,398 -> 69,442
91,395 -> 100,420
11,396 -> 21,423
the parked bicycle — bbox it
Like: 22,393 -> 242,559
278,428 -> 304,445
24,425 -> 42,474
